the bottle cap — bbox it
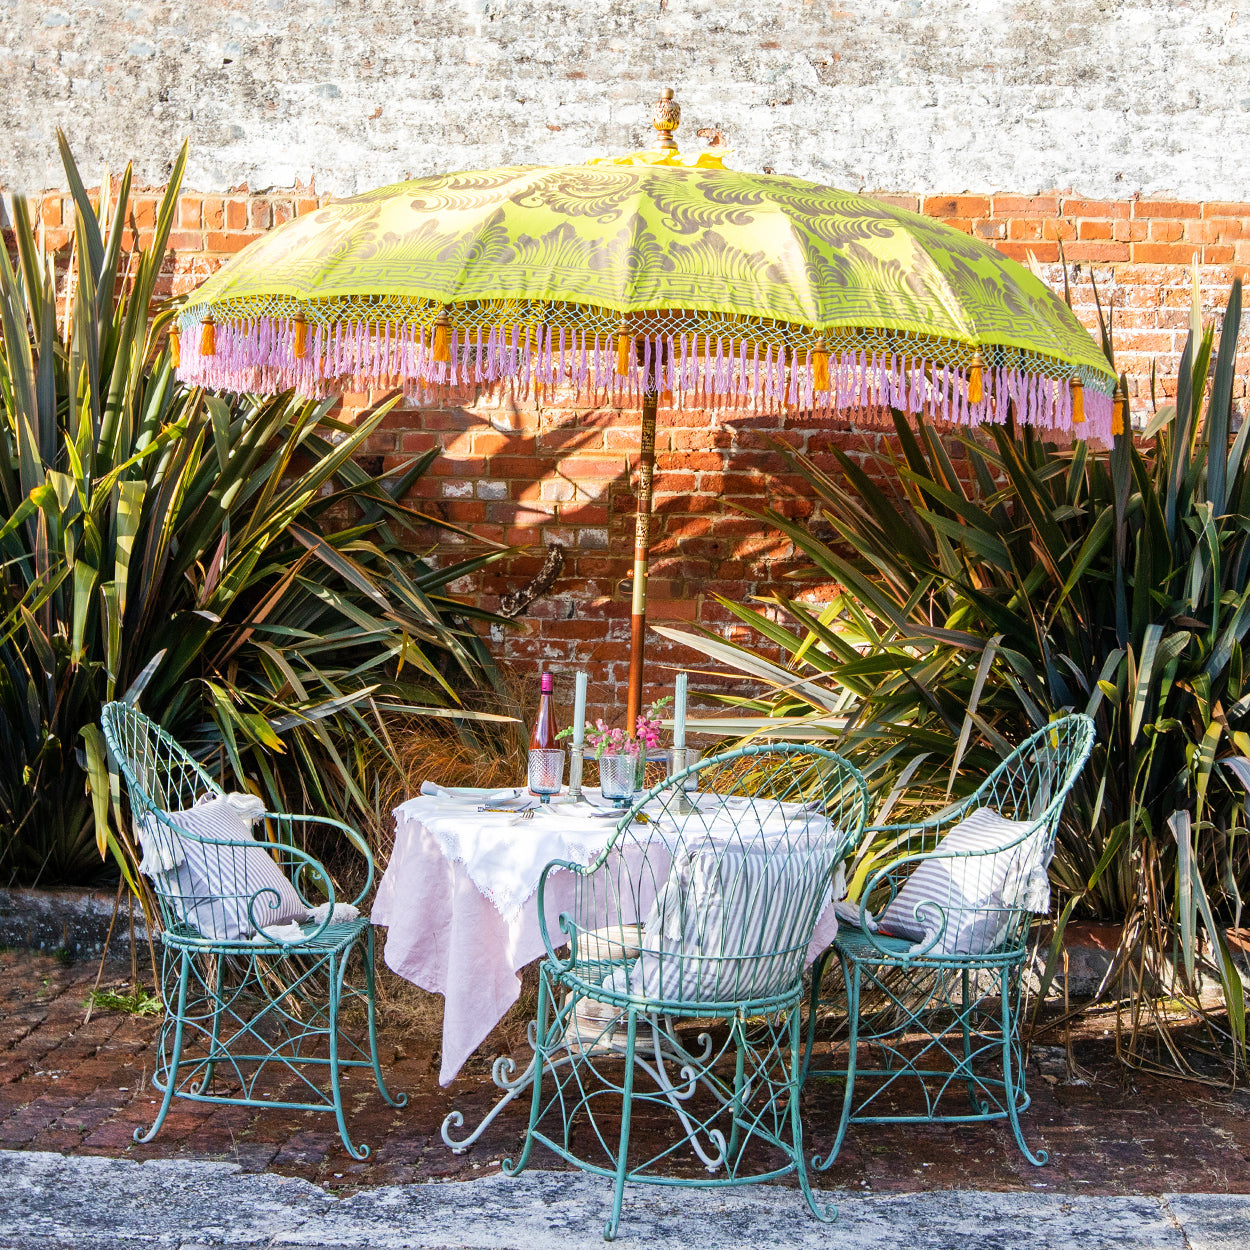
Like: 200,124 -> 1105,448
540,673 -> 554,693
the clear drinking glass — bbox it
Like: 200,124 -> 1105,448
527,748 -> 566,804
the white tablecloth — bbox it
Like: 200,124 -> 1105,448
372,791 -> 841,1087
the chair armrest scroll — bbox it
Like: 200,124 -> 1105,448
242,839 -> 338,944
261,810 -> 375,907
536,857 -> 587,972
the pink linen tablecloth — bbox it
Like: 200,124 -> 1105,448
372,796 -> 841,1087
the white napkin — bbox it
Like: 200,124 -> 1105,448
419,781 -> 528,807
307,901 -> 361,926
255,922 -> 307,944
252,902 -> 363,943
833,898 -> 879,931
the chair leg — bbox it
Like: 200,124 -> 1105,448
502,965 -> 553,1179
812,954 -> 858,1171
363,926 -> 406,1108
135,948 -> 190,1144
191,953 -> 226,1096
604,1006 -> 639,1242
1000,965 -> 1047,1166
789,1006 -> 836,1223
327,952 -> 370,1160
961,968 -> 989,1115
724,1017 -> 748,1165
800,948 -> 832,1086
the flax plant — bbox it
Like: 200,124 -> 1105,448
0,135 -> 513,889
660,279 -> 1250,1077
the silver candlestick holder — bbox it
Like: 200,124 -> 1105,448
567,743 -> 585,802
667,746 -> 694,815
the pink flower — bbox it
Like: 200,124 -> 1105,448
567,695 -> 675,759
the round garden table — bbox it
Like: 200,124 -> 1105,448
372,786 -> 842,1151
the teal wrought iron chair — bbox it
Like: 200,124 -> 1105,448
503,743 -> 869,1240
100,701 -> 404,1158
801,713 -> 1095,1168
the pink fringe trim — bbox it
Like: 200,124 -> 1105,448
176,318 -> 1114,439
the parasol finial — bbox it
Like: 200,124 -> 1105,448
652,88 -> 681,152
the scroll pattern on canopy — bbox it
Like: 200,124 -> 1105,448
176,163 -> 1119,442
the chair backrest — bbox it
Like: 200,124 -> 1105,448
553,743 -> 869,1010
101,701 -> 308,941
861,713 -> 1096,958
101,701 -> 224,818
972,714 -> 1096,829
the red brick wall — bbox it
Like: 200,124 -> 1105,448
13,186 -> 1250,722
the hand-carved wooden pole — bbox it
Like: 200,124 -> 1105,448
625,375 -> 658,737
625,88 -> 679,737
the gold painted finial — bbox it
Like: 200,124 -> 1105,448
652,88 -> 681,152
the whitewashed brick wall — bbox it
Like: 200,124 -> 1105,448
1,1 -> 1248,198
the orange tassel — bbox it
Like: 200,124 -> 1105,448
432,309 -> 451,363
1071,376 -> 1085,424
200,319 -> 215,357
811,336 -> 830,391
616,323 -> 632,377
967,349 -> 984,404
1113,381 -> 1128,436
168,327 -> 180,367
294,316 -> 308,359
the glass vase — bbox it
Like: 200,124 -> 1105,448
598,752 -> 638,806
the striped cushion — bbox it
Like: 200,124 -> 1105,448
577,923 -> 644,964
877,806 -> 1045,957
144,796 -> 307,940
625,836 -> 836,1004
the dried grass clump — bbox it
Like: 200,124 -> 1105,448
364,668 -> 535,865
361,664 -> 537,1040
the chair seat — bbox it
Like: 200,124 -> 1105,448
261,916 -> 372,952
832,923 -> 917,961
162,915 -> 370,953
832,922 -> 1022,966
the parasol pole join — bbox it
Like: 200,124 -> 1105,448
652,88 -> 681,153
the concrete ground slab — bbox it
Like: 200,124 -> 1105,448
1159,1193 -> 1250,1250
2,1149 -> 1247,1250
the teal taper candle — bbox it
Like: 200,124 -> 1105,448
673,671 -> 687,749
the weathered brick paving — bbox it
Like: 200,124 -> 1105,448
3,949 -> 1248,1196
